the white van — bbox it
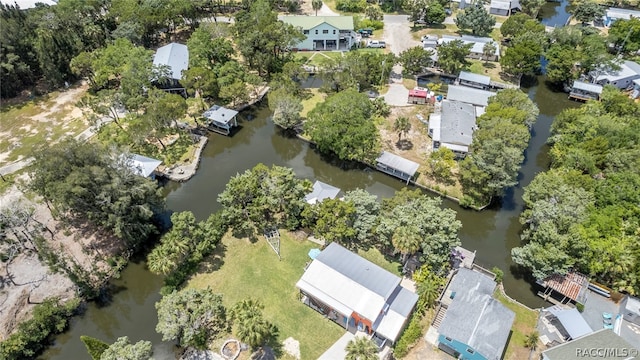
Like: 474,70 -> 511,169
366,40 -> 386,48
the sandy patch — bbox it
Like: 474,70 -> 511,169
298,0 -> 338,16
283,337 -> 301,359
31,84 -> 88,123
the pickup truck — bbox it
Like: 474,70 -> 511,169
366,40 -> 386,48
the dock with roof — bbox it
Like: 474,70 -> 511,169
375,151 -> 420,184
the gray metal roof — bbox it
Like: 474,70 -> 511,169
440,100 -> 476,147
447,85 -> 495,106
128,154 -> 162,178
304,180 -> 341,204
376,151 -> 420,177
315,242 -> 401,299
622,295 -> 640,315
572,80 -> 603,94
202,105 -> 239,124
387,286 -> 419,317
490,0 -> 511,9
459,71 -> 491,86
439,268 -> 515,360
597,60 -> 640,83
542,329 -> 638,360
546,306 -> 593,340
153,43 -> 189,80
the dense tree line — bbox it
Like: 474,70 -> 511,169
512,88 -> 640,294
460,89 -> 538,206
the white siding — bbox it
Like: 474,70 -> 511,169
295,23 -> 354,50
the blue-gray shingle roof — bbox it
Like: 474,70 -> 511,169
440,100 -> 477,147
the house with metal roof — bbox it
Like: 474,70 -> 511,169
279,16 -> 356,51
569,80 -> 603,101
458,71 -> 491,90
296,242 -> 419,348
542,306 -> 593,341
603,7 -> 640,27
447,85 -> 496,108
489,0 -> 520,16
375,151 -> 420,184
594,60 -> 640,90
436,268 -> 515,360
439,35 -> 501,61
126,154 -> 162,179
542,329 -> 638,360
304,180 -> 341,204
153,43 -> 189,84
202,105 -> 239,135
429,100 -> 477,157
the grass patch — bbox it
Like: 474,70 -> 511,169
187,232 -> 346,359
494,288 -> 538,360
297,52 -> 343,67
411,24 -> 459,40
465,59 -> 515,85
403,78 -> 417,90
300,89 -> 326,118
357,247 -> 402,276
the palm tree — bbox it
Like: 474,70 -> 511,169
345,336 -> 378,360
393,116 -> 411,141
230,299 -> 264,323
147,247 -> 177,275
312,0 -> 323,16
391,225 -> 421,263
524,331 -> 539,360
482,42 -> 497,64
236,316 -> 272,349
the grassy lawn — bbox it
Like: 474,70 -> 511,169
295,51 -> 343,67
494,288 -> 539,360
300,89 -> 326,118
410,24 -> 460,40
403,78 -> 417,90
188,232 -> 346,359
357,247 -> 402,276
0,87 -> 87,166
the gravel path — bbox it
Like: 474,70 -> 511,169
381,15 -> 421,107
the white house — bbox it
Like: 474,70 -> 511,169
594,60 -> 640,89
603,7 -> 640,27
439,35 -> 500,61
153,43 -> 189,83
490,0 -> 520,16
279,15 -> 357,51
125,154 -> 162,179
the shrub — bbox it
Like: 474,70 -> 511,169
355,18 -> 384,30
336,0 -> 367,12
492,266 -> 504,283
0,298 -> 81,360
393,313 -> 423,358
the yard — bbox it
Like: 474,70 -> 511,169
295,51 -> 343,67
187,232 -> 344,359
494,288 -> 540,360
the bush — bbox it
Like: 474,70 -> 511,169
492,266 -> 504,283
336,0 -> 367,12
80,336 -> 109,360
355,18 -> 384,30
394,313 -> 423,358
0,298 -> 81,360
576,302 -> 585,312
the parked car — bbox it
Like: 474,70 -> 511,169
366,40 -> 386,48
357,28 -> 373,37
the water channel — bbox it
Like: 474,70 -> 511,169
42,3 -> 577,358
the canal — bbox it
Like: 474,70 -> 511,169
42,2 -> 578,357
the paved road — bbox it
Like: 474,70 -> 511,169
381,15 -> 420,107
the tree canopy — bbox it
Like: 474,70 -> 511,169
399,46 -> 434,76
305,89 -> 381,162
100,337 -> 154,360
437,40 -> 472,75
455,4 -> 496,37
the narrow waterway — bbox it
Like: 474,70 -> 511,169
41,2 -> 581,356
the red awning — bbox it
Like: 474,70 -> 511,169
409,89 -> 427,98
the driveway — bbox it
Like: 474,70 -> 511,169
381,15 -> 420,107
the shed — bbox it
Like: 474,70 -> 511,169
620,295 -> 640,326
437,268 -> 515,360
458,71 -> 491,89
375,151 -> 420,184
538,271 -> 589,305
569,80 -> 603,101
408,88 -> 428,104
545,306 -> 593,340
304,180 -> 341,204
153,43 -> 189,81
126,154 -> 162,179
446,85 -> 495,107
202,105 -> 239,135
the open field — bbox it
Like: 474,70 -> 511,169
188,232 -> 345,359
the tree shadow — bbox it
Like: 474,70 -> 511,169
482,62 -> 497,69
395,139 -> 414,150
196,242 -> 227,274
410,23 -> 446,32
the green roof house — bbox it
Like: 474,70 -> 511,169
279,15 -> 356,51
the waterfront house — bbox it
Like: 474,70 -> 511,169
620,295 -> 640,326
458,71 -> 491,90
438,35 -> 500,61
375,151 -> 420,184
603,7 -> 640,27
429,100 -> 477,157
436,268 -> 515,360
296,242 -> 419,348
279,16 -> 357,51
594,60 -> 640,90
446,85 -> 495,108
202,105 -> 239,135
541,329 -> 638,360
569,80 -> 603,101
489,0 -> 520,16
304,180 -> 341,204
126,154 -> 162,179
153,43 -> 189,93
